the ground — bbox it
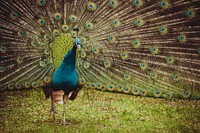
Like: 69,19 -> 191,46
0,88 -> 199,133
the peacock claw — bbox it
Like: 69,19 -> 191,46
49,107 -> 56,120
61,120 -> 69,125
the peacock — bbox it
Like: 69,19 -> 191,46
0,0 -> 200,124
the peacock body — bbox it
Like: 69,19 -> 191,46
0,0 -> 200,100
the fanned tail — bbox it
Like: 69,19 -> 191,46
0,0 -> 200,99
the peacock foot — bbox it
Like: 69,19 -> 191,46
61,119 -> 69,125
49,107 -> 57,120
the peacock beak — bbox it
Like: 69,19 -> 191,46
77,45 -> 81,50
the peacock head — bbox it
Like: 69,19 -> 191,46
74,37 -> 81,50
73,28 -> 81,50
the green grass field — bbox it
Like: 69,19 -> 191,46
0,88 -> 199,133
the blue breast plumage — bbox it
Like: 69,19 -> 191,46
52,38 -> 80,93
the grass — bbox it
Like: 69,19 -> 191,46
0,88 -> 199,133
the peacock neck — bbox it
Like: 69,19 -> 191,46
63,46 -> 77,67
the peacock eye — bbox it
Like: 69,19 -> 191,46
150,46 -> 159,54
187,10 -> 191,16
17,57 -> 24,63
121,51 -> 128,60
197,49 -> 200,54
107,84 -> 115,91
18,30 -> 26,38
0,66 -> 5,72
156,91 -> 160,94
92,46 -> 99,54
117,85 -> 124,92
40,1 -> 44,4
0,46 -> 7,54
62,24 -> 69,33
160,2 -> 165,7
133,0 -> 144,8
110,2 -> 114,5
70,31 -> 77,38
56,15 -> 60,19
182,91 -> 191,98
159,0 -> 170,9
109,0 -> 118,8
150,71 -> 157,79
31,40 -> 39,47
136,20 -> 140,24
31,81 -> 39,88
140,62 -> 148,70
112,18 -> 121,27
124,73 -> 130,80
177,34 -> 186,43
38,18 -> 46,26
53,29 -> 60,37
185,8 -> 195,18
133,18 -> 144,27
108,35 -> 116,43
83,61 -> 90,69
158,26 -> 168,35
54,13 -> 62,21
134,0 -> 139,5
15,82 -> 22,89
91,83 -> 95,87
0,84 -> 7,91
37,0 -> 46,6
87,2 -> 96,11
104,60 -> 111,68
166,56 -> 174,64
69,15 -> 78,23
132,39 -> 141,48
81,51 -> 86,58
85,22 -> 93,30
39,61 -> 45,67
10,11 -> 20,20
44,34 -> 51,40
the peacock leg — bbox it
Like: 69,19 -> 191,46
61,93 -> 68,125
49,92 -> 56,120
